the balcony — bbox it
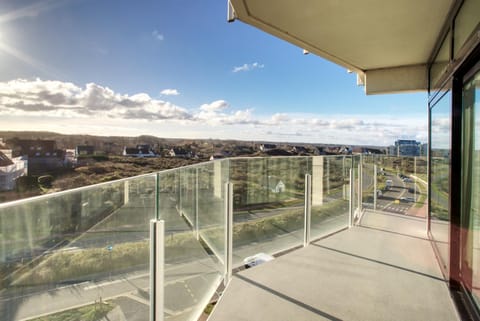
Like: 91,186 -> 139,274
209,211 -> 457,321
0,155 -> 456,321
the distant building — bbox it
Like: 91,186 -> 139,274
9,139 -> 57,157
390,140 -> 421,156
420,143 -> 428,157
259,144 -> 277,152
123,145 -> 156,157
210,153 -> 226,161
291,146 -> 309,155
0,150 -> 27,191
7,139 -> 64,175
263,176 -> 286,193
169,148 -> 191,158
75,145 -> 95,157
64,149 -> 76,167
339,146 -> 352,155
352,147 -> 385,154
314,146 -> 326,155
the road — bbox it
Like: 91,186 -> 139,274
363,171 -> 425,215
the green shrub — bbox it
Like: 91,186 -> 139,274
38,175 -> 54,188
16,176 -> 40,192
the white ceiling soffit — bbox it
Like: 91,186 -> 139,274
229,0 -> 454,94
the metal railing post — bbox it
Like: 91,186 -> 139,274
124,180 -> 130,205
195,168 -> 200,240
357,162 -> 362,217
150,219 -> 164,321
349,169 -> 354,228
224,182 -> 233,287
304,174 -> 312,247
155,173 -> 160,220
373,165 -> 377,211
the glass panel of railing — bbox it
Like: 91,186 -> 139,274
178,167 -> 196,226
352,155 -> 360,219
158,164 -> 223,321
367,156 -> 427,217
361,154 -> 376,212
412,156 -> 428,217
310,156 -> 351,239
229,157 -> 310,267
195,160 -> 228,260
0,174 -> 156,321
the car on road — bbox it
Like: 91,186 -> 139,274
385,179 -> 393,190
400,196 -> 415,203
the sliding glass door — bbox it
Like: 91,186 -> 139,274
461,62 -> 480,307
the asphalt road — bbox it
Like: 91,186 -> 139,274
363,172 -> 423,215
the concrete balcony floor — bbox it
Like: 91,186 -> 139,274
209,210 -> 459,321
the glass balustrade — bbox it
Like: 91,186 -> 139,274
0,155 -> 364,321
361,155 -> 428,218
0,174 -> 156,321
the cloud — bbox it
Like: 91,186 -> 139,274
0,78 -> 190,120
0,79 -> 427,146
152,30 -> 164,41
232,62 -> 265,73
160,89 -> 179,96
199,100 -> 229,112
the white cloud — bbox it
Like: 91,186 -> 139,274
160,89 -> 179,96
266,113 -> 289,125
232,62 -> 265,73
152,30 -> 164,41
0,79 -> 427,146
199,100 -> 229,112
0,78 -> 190,120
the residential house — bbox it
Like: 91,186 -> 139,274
314,146 -> 326,155
169,148 -> 192,158
75,145 -> 95,157
7,139 -> 64,175
123,145 -> 156,157
210,153 -> 226,161
263,176 -> 286,193
0,150 -> 27,191
259,143 -> 277,152
291,145 -> 309,155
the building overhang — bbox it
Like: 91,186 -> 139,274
228,0 -> 456,94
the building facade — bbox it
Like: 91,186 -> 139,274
390,139 -> 421,156
0,150 -> 27,191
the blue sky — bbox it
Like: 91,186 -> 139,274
0,0 -> 429,146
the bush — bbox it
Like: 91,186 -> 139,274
16,176 -> 40,193
38,175 -> 54,188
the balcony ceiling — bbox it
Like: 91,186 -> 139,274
229,0 -> 455,94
